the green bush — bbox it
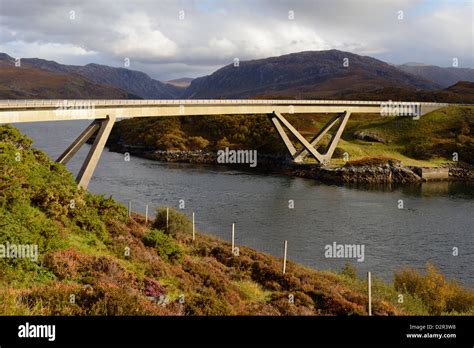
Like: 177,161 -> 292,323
152,207 -> 192,237
0,205 -> 65,257
160,132 -> 187,151
394,263 -> 474,315
0,125 -> 33,149
332,147 -> 346,159
187,136 -> 210,150
142,229 -> 183,262
340,262 -> 358,280
83,193 -> 128,225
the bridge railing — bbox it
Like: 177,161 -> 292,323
0,99 -> 451,109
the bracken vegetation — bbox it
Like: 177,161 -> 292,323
1,125 -> 473,315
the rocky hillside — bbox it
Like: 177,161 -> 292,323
398,63 -> 474,88
183,50 -> 438,99
0,53 -> 131,99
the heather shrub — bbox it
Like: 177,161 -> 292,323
0,287 -> 32,315
184,292 -> 233,315
143,277 -> 166,298
20,282 -> 167,315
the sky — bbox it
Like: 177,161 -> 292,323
0,0 -> 473,81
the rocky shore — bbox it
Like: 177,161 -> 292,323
107,143 -> 474,185
288,162 -> 422,184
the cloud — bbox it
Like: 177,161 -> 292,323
0,0 -> 472,80
236,24 -> 330,58
107,13 -> 178,59
0,41 -> 98,66
207,37 -> 238,58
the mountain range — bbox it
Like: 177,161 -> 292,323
183,50 -> 439,99
17,56 -> 181,99
0,53 -> 133,99
1,50 -> 473,102
398,63 -> 474,88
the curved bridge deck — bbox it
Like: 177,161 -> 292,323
0,99 -> 448,123
0,99 -> 452,189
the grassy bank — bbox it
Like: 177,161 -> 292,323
334,105 -> 474,166
110,106 -> 474,167
1,125 -> 473,315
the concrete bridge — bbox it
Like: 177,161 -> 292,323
0,99 -> 448,189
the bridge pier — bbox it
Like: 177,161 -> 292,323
56,115 -> 115,190
269,115 -> 297,158
270,111 -> 351,165
57,120 -> 101,165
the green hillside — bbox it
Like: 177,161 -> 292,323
1,126 -> 473,315
336,106 -> 474,166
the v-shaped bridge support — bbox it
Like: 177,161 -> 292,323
269,111 -> 351,165
56,115 -> 116,190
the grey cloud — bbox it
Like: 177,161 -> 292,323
0,0 -> 472,81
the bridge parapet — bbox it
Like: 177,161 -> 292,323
0,99 -> 449,124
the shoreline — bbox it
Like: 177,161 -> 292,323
107,143 -> 474,185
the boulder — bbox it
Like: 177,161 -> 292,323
353,131 -> 388,144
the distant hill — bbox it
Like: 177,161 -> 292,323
165,77 -> 194,88
342,81 -> 474,104
183,50 -> 439,99
445,80 -> 474,95
20,57 -> 181,99
0,53 -> 131,99
398,63 -> 474,88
